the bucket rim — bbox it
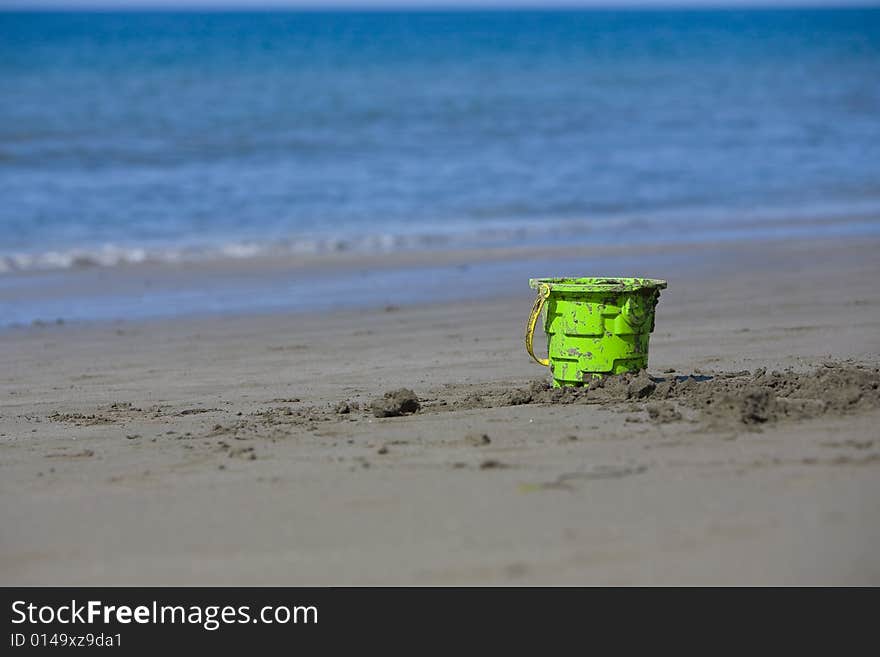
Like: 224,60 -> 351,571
529,277 -> 667,293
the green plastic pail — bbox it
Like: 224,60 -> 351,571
525,277 -> 667,387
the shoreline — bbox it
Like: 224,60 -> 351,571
3,204 -> 879,276
3,232 -> 878,329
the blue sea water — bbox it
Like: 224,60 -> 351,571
1,8 -> 879,276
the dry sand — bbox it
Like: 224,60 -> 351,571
2,236 -> 879,585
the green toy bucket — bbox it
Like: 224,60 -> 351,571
525,277 -> 667,387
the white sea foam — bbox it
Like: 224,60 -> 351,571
1,208 -> 877,276
0,244 -> 153,273
0,220 -> 585,274
0,235 -> 400,273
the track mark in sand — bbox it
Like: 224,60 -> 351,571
177,408 -> 223,416
522,464 -> 649,492
44,449 -> 95,459
47,412 -> 116,426
743,453 -> 880,470
48,402 -> 166,425
47,402 -> 228,428
216,441 -> 258,461
800,453 -> 880,466
821,439 -> 874,450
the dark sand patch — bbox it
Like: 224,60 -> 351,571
370,388 -> 420,418
646,402 -> 682,424
45,449 -> 95,459
178,408 -> 223,416
464,432 -> 491,446
527,464 -> 649,491
434,363 -> 879,431
48,402 -> 180,425
47,412 -> 116,426
40,365 -> 879,446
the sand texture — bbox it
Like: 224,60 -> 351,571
1,237 -> 879,585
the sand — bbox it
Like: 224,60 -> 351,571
2,236 -> 879,585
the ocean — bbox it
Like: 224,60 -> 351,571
1,8 -> 879,323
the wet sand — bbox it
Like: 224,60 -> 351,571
2,236 -> 879,585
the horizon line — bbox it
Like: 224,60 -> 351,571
3,0 -> 880,11
2,2 -> 879,11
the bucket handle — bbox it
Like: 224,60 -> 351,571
525,283 -> 551,367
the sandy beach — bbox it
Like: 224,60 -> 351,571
1,235 -> 879,585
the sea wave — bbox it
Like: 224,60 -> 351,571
0,222 -> 577,274
2,208 -> 878,275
